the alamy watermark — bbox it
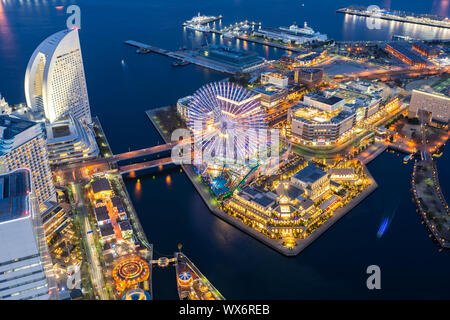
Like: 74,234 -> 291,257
170,126 -> 281,174
366,265 -> 381,290
366,5 -> 382,30
66,5 -> 81,29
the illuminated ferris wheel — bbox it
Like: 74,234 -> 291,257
186,82 -> 268,165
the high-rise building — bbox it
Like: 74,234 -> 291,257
408,89 -> 450,123
25,29 -> 92,124
0,115 -> 56,205
0,168 -> 56,300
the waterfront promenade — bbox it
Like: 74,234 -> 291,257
412,156 -> 450,248
146,106 -> 378,256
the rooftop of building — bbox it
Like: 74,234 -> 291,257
111,196 -> 124,209
386,42 -> 428,63
94,205 -> 110,221
0,169 -> 32,223
305,92 -> 344,106
275,182 -> 304,200
262,72 -> 288,79
91,178 -> 112,194
319,195 -> 340,211
240,186 -> 263,199
292,164 -> 328,184
297,67 -> 323,74
253,194 -> 276,208
0,115 -> 37,141
329,167 -> 356,175
253,83 -> 287,96
412,87 -> 450,100
204,44 -> 259,59
296,197 -> 315,211
412,42 -> 440,52
41,205 -> 64,225
292,103 -> 355,125
99,223 -> 115,237
119,220 -> 132,231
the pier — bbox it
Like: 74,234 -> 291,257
124,40 -> 267,74
336,7 -> 450,29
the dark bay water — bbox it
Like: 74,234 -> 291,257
0,0 -> 449,299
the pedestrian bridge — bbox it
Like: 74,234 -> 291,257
56,139 -> 191,176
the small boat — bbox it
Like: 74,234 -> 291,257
403,153 -> 413,163
172,60 -> 190,67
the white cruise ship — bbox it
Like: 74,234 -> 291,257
280,22 -> 315,35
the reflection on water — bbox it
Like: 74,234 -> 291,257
341,10 -> 450,41
0,1 -> 14,48
433,0 -> 449,16
165,175 -> 172,187
134,178 -> 141,200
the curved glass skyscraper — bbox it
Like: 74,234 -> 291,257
25,29 -> 92,124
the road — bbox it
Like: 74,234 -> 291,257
336,65 -> 449,82
73,183 -> 109,300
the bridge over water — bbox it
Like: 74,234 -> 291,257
55,140 -> 191,179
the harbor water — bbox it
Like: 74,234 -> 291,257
0,0 -> 449,299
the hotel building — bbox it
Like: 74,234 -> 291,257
0,115 -> 56,205
0,169 -> 56,300
45,115 -> 99,165
408,89 -> 450,124
25,29 -> 92,124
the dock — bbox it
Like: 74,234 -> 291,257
124,40 -> 267,74
124,40 -> 178,58
336,7 -> 450,29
